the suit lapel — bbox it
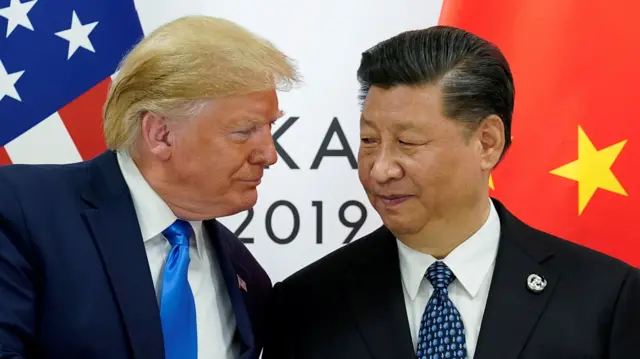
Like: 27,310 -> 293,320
343,228 -> 415,359
474,200 -> 559,359
82,151 -> 165,359
205,220 -> 255,359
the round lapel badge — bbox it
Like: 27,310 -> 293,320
527,274 -> 547,293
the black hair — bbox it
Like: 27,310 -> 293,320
357,25 -> 514,156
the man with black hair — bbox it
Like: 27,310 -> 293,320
263,26 -> 640,359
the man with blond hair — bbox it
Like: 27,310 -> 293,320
0,16 -> 299,359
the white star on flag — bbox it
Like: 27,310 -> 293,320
0,59 -> 25,102
0,0 -> 38,38
54,10 -> 99,60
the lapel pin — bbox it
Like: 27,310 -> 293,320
527,274 -> 547,293
237,274 -> 247,292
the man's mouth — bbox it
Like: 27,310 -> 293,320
377,194 -> 412,207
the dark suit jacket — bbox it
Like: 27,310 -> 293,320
263,199 -> 640,359
0,150 -> 272,359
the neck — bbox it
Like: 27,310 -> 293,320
398,198 -> 491,259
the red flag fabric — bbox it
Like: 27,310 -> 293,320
439,0 -> 640,266
0,147 -> 10,166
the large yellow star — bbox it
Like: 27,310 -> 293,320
550,125 -> 627,215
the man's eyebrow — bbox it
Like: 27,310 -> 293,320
236,110 -> 285,126
391,121 -> 417,132
361,114 -> 420,132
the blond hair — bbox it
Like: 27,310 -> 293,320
103,15 -> 300,152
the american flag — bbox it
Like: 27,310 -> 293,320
0,0 -> 143,165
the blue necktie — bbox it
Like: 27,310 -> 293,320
416,261 -> 467,359
160,219 -> 197,359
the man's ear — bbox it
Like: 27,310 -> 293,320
140,112 -> 173,161
476,114 -> 505,171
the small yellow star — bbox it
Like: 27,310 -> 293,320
550,125 -> 627,215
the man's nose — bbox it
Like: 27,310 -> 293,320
249,127 -> 278,166
370,150 -> 403,183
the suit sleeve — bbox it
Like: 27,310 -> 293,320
608,266 -> 640,358
262,281 -> 293,359
0,174 -> 35,359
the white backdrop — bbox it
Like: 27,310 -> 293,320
132,0 -> 446,283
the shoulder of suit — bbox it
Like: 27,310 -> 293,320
0,159 -> 91,195
523,223 -> 635,278
0,161 -> 92,252
280,225 -> 391,286
494,199 -> 636,277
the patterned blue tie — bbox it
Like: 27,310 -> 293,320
160,219 -> 197,359
416,261 -> 467,359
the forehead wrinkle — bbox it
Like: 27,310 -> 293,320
361,110 -> 427,134
362,87 -> 443,134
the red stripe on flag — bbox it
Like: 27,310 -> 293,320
0,147 -> 11,166
58,78 -> 112,161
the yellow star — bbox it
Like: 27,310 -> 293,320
550,125 -> 627,215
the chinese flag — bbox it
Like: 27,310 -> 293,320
439,0 -> 640,267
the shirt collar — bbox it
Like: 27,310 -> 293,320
116,151 -> 205,259
397,200 -> 501,301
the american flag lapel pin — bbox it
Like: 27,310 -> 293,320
237,274 -> 247,292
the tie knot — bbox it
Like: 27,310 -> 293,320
426,261 -> 456,289
162,219 -> 193,247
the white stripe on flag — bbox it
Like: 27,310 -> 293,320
5,112 -> 82,164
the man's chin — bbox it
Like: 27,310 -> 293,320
379,215 -> 420,236
205,190 -> 257,218
233,190 -> 258,213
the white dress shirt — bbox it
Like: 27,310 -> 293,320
397,201 -> 501,359
117,152 -> 240,359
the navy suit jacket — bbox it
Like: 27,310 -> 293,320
0,151 -> 272,359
